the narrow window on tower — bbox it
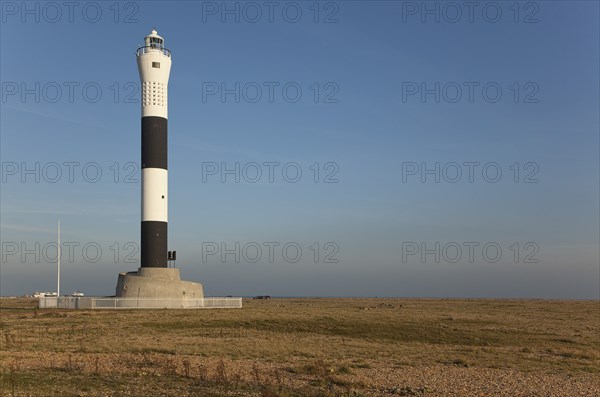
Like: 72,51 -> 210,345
152,62 -> 160,68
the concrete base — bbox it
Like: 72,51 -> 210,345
115,268 -> 204,303
36,268 -> 240,310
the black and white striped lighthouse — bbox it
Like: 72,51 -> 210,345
137,29 -> 172,268
114,29 -> 206,302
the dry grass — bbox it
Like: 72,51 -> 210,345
0,298 -> 598,396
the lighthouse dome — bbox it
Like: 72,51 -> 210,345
145,28 -> 165,49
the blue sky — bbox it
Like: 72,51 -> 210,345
1,1 -> 598,298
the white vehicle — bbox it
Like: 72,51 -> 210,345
33,291 -> 57,298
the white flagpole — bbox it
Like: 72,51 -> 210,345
57,219 -> 60,297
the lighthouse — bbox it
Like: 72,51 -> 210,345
138,28 -> 171,268
114,29 -> 204,305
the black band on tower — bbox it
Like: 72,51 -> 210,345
141,116 -> 168,170
141,221 -> 168,267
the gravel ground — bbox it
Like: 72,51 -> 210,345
347,364 -> 599,396
2,352 -> 598,396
